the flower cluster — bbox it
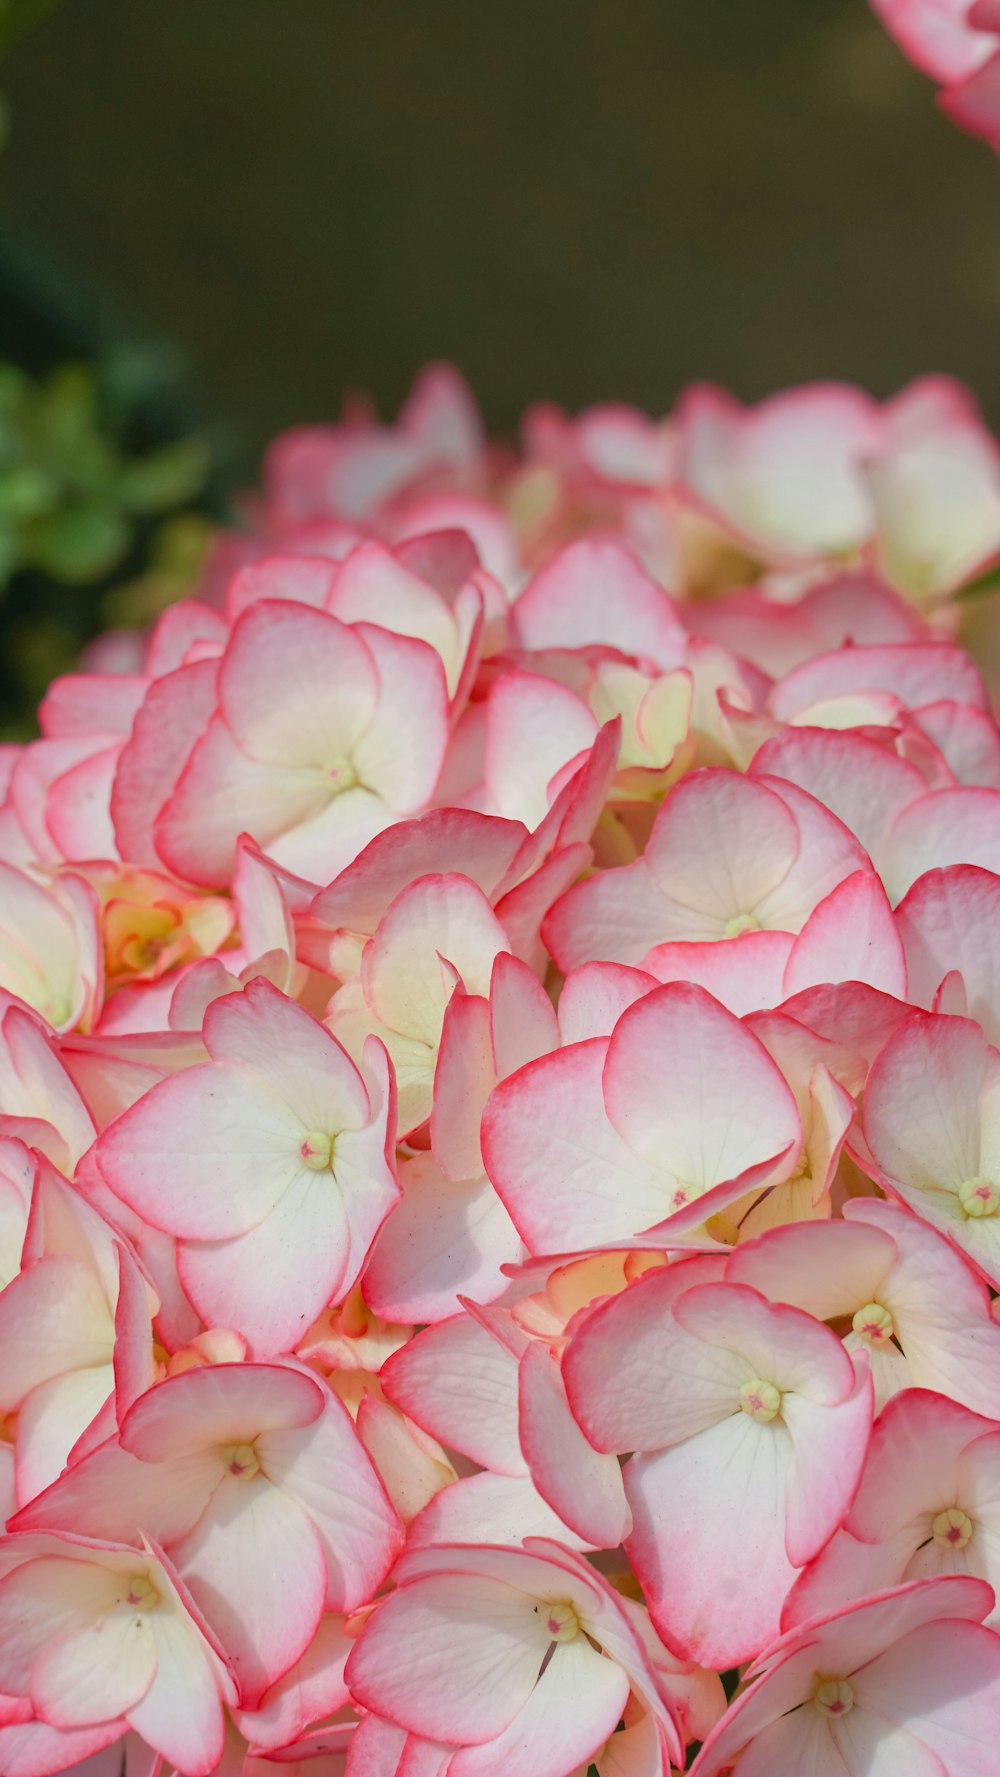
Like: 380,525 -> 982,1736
870,0 -> 1000,151
2,365 -> 1000,1776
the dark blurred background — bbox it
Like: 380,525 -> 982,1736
4,0 -> 1000,445
1,0 -> 1000,723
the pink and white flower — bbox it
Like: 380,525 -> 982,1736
482,981 -> 803,1252
345,1540 -> 684,1777
11,1360 -> 403,1704
153,601 -> 451,887
870,0 -> 1000,152
787,1388 -> 1000,1629
690,1575 -> 1000,1776
0,1530 -> 238,1775
95,978 -> 398,1354
564,1269 -> 873,1664
864,1008 -> 1000,1287
1,360 -> 1000,1776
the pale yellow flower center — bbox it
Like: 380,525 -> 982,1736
932,1507 -> 974,1550
958,1177 -> 1000,1219
739,1377 -> 782,1423
723,912 -> 761,939
124,1573 -> 160,1612
221,1441 -> 260,1479
814,1678 -> 854,1717
326,757 -> 358,793
300,1131 -> 337,1172
851,1301 -> 895,1345
543,1600 -> 581,1642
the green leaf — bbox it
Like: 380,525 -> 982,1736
33,364 -> 99,450
0,464 -> 56,523
0,524 -> 19,588
21,367 -> 115,490
117,437 -> 210,514
25,502 -> 130,583
0,364 -> 29,413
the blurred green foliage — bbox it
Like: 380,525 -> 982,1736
0,360 -> 209,589
0,4 -> 223,735
0,351 -> 215,735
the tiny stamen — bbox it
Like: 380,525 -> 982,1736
739,1377 -> 782,1423
221,1440 -> 260,1479
851,1301 -> 895,1345
723,912 -> 761,939
300,1131 -> 337,1173
124,1573 -> 159,1612
325,757 -> 358,793
932,1507 -> 974,1550
544,1601 -> 581,1642
814,1678 -> 853,1717
958,1177 -> 1000,1219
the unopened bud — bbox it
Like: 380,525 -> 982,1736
543,1600 -> 581,1642
124,1573 -> 159,1612
221,1441 -> 260,1480
932,1507 -> 974,1550
814,1678 -> 853,1717
958,1177 -> 1000,1219
300,1131 -> 337,1173
739,1378 -> 782,1423
851,1301 -> 894,1345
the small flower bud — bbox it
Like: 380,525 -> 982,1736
932,1507 -> 974,1550
814,1678 -> 854,1717
543,1601 -> 581,1642
300,1131 -> 337,1172
221,1441 -> 260,1480
851,1301 -> 895,1344
958,1177 -> 1000,1219
739,1378 -> 782,1423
